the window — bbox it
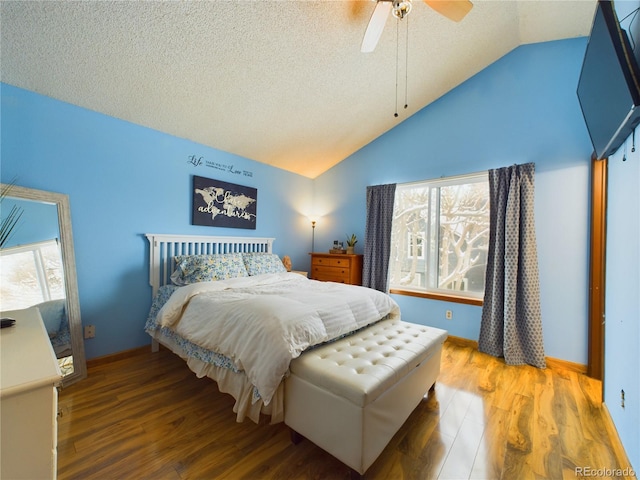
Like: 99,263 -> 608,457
0,239 -> 65,310
407,232 -> 424,259
389,173 -> 490,301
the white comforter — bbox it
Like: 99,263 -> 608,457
156,272 -> 399,405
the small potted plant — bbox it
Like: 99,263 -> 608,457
346,234 -> 357,254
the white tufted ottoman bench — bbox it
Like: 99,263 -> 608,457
284,318 -> 448,477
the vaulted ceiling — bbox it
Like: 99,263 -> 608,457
1,1 -> 597,178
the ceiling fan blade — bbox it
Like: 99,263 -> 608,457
361,1 -> 393,53
423,0 -> 473,22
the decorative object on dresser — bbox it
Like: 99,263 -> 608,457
0,306 -> 63,480
345,233 -> 357,254
329,239 -> 346,254
310,252 -> 363,285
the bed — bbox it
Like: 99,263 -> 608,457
145,234 -> 401,422
144,233 -> 446,475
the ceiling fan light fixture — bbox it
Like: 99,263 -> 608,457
392,0 -> 412,20
361,0 -> 472,54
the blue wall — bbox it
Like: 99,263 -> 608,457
1,83 -> 314,358
314,38 -> 593,364
605,134 -> 639,470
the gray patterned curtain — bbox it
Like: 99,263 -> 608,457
478,163 -> 546,368
363,183 -> 396,292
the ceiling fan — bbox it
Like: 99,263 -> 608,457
361,0 -> 473,53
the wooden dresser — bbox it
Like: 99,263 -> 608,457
1,307 -> 63,480
309,253 -> 363,285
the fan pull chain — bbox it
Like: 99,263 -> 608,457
404,16 -> 409,110
395,19 -> 400,118
394,16 -> 409,118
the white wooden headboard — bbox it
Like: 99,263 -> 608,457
145,233 -> 275,295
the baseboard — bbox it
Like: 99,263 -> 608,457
87,345 -> 151,369
445,335 -> 478,349
445,335 -> 587,375
545,356 -> 587,375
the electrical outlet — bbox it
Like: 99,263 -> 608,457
84,325 -> 96,339
446,310 -> 453,320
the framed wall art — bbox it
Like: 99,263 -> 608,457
191,175 -> 257,229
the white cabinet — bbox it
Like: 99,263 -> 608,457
1,307 -> 63,479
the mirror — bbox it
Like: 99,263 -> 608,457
0,184 -> 86,386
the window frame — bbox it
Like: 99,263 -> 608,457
388,172 -> 489,306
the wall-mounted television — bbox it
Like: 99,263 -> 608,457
577,0 -> 640,159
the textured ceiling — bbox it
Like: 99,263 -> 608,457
1,0 -> 597,178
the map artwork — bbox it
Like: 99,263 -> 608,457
192,175 -> 257,229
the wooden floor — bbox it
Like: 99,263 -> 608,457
57,341 -> 634,480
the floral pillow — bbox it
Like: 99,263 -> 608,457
242,252 -> 286,276
170,253 -> 248,285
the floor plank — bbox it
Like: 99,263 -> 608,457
57,341 -> 635,479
